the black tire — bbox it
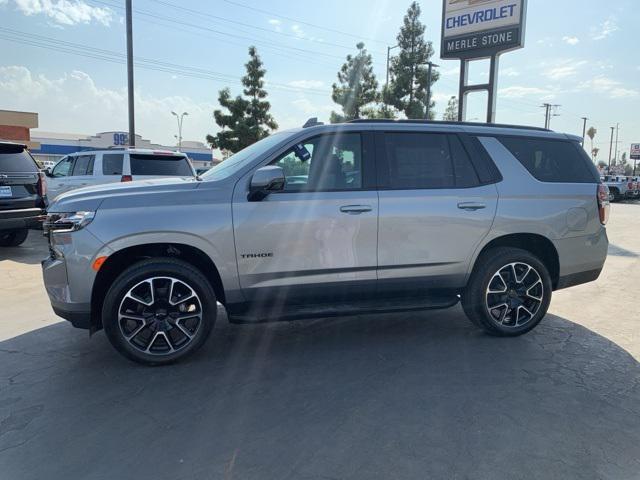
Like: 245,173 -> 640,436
462,247 -> 552,336
102,258 -> 216,365
0,229 -> 28,247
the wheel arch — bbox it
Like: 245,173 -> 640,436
90,242 -> 226,332
469,233 -> 560,290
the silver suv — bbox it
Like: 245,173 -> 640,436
42,120 -> 610,365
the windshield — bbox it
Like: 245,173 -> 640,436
201,132 -> 288,181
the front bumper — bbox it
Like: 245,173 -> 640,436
0,207 -> 46,230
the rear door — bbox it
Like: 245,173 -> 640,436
128,153 -> 194,180
0,144 -> 40,211
375,130 -> 498,295
232,131 -> 379,304
100,152 -> 125,185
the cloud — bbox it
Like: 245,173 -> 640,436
0,66 -> 215,144
576,76 -> 638,99
291,24 -> 305,38
288,79 -> 324,89
562,36 -> 579,45
501,67 -> 520,77
10,0 -> 113,26
542,60 -> 588,80
499,86 -> 555,99
268,18 -> 281,32
591,16 -> 619,40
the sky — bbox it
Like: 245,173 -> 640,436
0,0 -> 638,158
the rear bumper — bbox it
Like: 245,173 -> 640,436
553,227 -> 608,290
0,207 -> 46,230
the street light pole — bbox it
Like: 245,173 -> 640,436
614,123 -> 619,164
425,61 -> 439,120
125,0 -> 135,147
608,126 -> 615,172
581,117 -> 588,147
171,111 -> 188,151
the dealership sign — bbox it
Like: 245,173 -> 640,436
631,144 -> 640,160
441,0 -> 527,59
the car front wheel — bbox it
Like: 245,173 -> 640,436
462,247 -> 552,336
102,258 -> 216,365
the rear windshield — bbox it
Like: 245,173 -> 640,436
498,137 -> 599,183
0,144 -> 38,173
129,154 -> 193,176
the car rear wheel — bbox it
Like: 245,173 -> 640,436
102,258 -> 216,365
0,229 -> 28,247
462,247 -> 552,336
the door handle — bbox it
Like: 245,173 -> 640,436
457,202 -> 486,211
340,205 -> 372,214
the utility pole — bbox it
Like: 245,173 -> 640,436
425,61 -> 439,120
608,126 -> 615,171
581,117 -> 588,147
385,45 -> 398,108
171,111 -> 188,151
541,103 -> 551,129
125,0 -> 135,147
614,123 -> 619,164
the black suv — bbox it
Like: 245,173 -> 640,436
0,142 -> 47,246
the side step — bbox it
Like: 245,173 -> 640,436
227,296 -> 460,324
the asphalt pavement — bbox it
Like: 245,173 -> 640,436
1,203 -> 639,480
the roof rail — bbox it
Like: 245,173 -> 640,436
346,119 -> 551,132
303,117 -> 324,128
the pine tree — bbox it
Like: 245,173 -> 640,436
206,46 -> 277,153
442,96 -> 458,121
387,2 -> 439,119
330,42 -> 379,123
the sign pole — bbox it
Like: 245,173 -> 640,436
125,0 -> 136,148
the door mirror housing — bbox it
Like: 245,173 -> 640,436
44,167 -> 53,177
249,166 -> 285,201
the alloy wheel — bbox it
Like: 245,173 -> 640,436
485,262 -> 544,328
118,276 -> 202,355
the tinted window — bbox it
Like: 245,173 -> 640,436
272,133 -> 363,191
52,156 -> 74,177
0,144 -> 38,173
102,154 -> 123,175
384,133 -> 454,189
450,135 -> 480,187
129,154 -> 193,176
498,137 -> 598,183
72,155 -> 94,176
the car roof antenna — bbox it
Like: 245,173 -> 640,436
303,117 -> 324,128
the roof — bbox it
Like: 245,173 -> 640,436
346,119 -> 551,132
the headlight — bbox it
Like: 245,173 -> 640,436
44,211 -> 95,233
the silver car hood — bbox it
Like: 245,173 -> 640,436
49,177 -> 200,213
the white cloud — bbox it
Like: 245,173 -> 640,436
291,24 -> 305,38
0,66 -> 215,144
288,79 -> 324,89
268,18 -> 281,32
499,86 -> 554,99
562,36 -> 580,46
542,60 -> 588,80
591,16 -> 619,40
10,0 -> 113,26
501,67 -> 520,77
576,75 -> 638,99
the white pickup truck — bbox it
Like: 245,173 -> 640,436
601,175 -> 638,201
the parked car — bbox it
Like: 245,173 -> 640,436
0,142 -> 47,247
625,176 -> 639,198
42,120 -> 609,365
601,175 -> 634,201
45,148 -> 196,200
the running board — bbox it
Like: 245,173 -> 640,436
227,296 -> 460,324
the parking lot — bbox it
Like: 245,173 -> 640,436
0,202 -> 638,479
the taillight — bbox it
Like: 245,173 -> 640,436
597,184 -> 610,225
628,182 -> 633,190
37,171 -> 47,197
121,175 -> 132,182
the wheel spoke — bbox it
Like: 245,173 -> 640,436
488,271 -> 508,294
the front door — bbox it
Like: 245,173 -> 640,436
232,131 -> 378,305
375,130 -> 498,295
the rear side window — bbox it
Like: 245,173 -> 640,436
72,155 -> 94,176
0,144 -> 37,173
383,132 -> 480,189
129,154 -> 193,176
498,137 -> 598,183
102,154 -> 123,175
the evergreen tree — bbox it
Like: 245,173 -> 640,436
330,42 -> 379,123
206,46 -> 277,153
442,96 -> 458,121
387,2 -> 439,119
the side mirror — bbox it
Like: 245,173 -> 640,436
249,166 -> 285,201
44,168 -> 52,177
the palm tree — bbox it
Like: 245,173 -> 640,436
586,126 -> 597,155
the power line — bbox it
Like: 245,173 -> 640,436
220,0 -> 388,46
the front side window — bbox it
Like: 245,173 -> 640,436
71,155 -> 95,176
271,133 -> 363,191
52,156 -> 74,177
